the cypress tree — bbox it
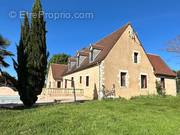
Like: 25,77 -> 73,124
29,0 -> 48,99
13,14 -> 32,106
14,0 -> 48,107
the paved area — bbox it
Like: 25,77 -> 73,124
0,87 -> 91,108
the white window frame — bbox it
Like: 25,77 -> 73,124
132,51 -> 141,64
85,74 -> 90,88
118,70 -> 129,88
139,73 -> 148,89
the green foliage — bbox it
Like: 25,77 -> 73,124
13,14 -> 32,106
0,71 -> 17,89
1,96 -> 180,134
156,81 -> 165,96
0,35 -> 13,69
49,53 -> 70,66
0,35 -> 10,46
177,70 -> 180,78
176,70 -> 180,92
13,0 -> 48,107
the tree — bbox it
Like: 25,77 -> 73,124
49,53 -> 70,66
29,0 -> 49,104
0,35 -> 13,70
156,81 -> 165,96
13,0 -> 48,107
0,71 -> 17,90
13,14 -> 31,106
165,35 -> 180,55
176,70 -> 180,93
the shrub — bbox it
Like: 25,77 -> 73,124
156,81 -> 165,96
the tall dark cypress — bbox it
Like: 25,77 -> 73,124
30,0 -> 48,97
14,0 -> 48,107
13,14 -> 32,106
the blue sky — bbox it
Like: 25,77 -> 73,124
0,0 -> 180,77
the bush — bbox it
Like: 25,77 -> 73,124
156,81 -> 165,96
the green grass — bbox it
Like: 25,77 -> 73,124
1,96 -> 180,135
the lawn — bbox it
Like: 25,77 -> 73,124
1,96 -> 180,135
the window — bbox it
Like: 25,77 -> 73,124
77,56 -> 80,67
160,78 -> 165,89
80,76 -> 82,84
134,52 -> 138,63
90,50 -> 93,61
65,80 -> 67,89
57,81 -> 61,88
120,72 -> 127,87
141,75 -> 147,89
71,77 -> 74,87
86,76 -> 89,87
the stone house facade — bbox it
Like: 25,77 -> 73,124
46,23 -> 177,99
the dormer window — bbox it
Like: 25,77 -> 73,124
89,44 -> 103,62
90,50 -> 93,61
68,57 -> 76,70
77,56 -> 80,67
76,51 -> 88,67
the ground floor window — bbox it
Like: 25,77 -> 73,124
141,75 -> 147,89
160,78 -> 165,89
65,80 -> 67,88
80,76 -> 82,84
86,76 -> 89,87
57,81 -> 61,88
71,77 -> 74,87
120,72 -> 127,87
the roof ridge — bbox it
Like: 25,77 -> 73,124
146,53 -> 160,57
94,23 -> 130,45
65,23 -> 130,75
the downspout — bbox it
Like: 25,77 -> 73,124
97,62 -> 102,100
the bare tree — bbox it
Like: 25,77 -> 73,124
166,35 -> 180,54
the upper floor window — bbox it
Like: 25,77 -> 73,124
141,75 -> 147,89
120,72 -> 127,87
89,46 -> 102,63
86,76 -> 89,87
160,78 -> 165,89
134,52 -> 139,63
77,56 -> 80,67
90,50 -> 93,61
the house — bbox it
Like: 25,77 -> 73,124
46,23 -> 177,99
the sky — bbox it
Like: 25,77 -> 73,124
0,0 -> 180,77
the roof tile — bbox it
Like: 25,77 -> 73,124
51,64 -> 67,80
147,54 -> 176,77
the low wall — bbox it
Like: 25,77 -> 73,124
42,88 -> 84,97
0,87 -> 18,96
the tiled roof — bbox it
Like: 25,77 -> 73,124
147,54 -> 176,77
91,44 -> 104,50
51,64 -> 67,80
78,51 -> 89,56
68,57 -> 76,62
50,23 -> 175,79
64,23 -> 130,75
